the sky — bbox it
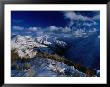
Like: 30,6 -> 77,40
11,11 -> 100,36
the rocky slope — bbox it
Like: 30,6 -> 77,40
11,34 -> 100,77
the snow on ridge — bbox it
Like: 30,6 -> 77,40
11,34 -> 68,59
12,35 -> 47,49
55,40 -> 67,47
12,57 -> 87,77
36,35 -> 52,45
11,35 -> 47,59
11,35 -> 98,77
36,35 -> 68,48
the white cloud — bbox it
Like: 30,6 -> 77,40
88,28 -> 97,33
68,21 -> 74,27
73,29 -> 87,37
36,31 -> 44,36
62,27 -> 71,32
11,32 -> 16,35
12,26 -> 24,30
64,12 -> 92,21
28,27 -> 39,32
93,21 -> 97,25
48,26 -> 60,31
93,15 -> 100,20
48,26 -> 71,33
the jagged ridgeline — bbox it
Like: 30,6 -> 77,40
11,35 -> 99,77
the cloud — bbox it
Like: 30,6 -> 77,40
83,22 -> 92,27
28,27 -> 39,32
93,15 -> 100,20
47,26 -> 71,33
48,26 -> 60,31
73,29 -> 86,37
36,31 -> 44,36
26,31 -> 32,34
88,28 -> 97,33
11,32 -> 16,36
12,26 -> 24,30
62,27 -> 71,32
64,12 -> 92,21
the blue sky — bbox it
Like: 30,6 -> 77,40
11,11 -> 100,36
11,11 -> 67,27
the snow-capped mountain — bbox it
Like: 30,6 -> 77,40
11,31 -> 100,69
11,35 -> 69,58
35,35 -> 71,55
11,32 -> 100,77
11,35 -> 47,49
35,35 -> 52,45
11,35 -> 90,77
11,35 -> 48,59
35,35 -> 68,48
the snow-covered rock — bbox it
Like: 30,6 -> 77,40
11,34 -> 99,77
35,35 -> 68,49
11,35 -> 47,59
11,57 -> 87,77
